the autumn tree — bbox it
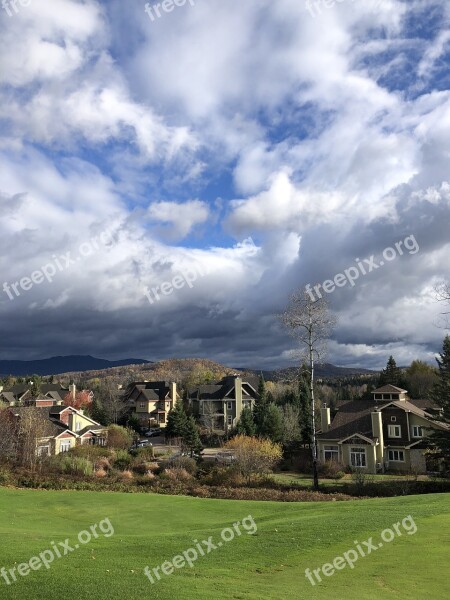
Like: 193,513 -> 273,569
0,408 -> 18,461
64,390 -> 93,412
106,424 -> 134,449
224,435 -> 282,483
281,290 -> 336,490
405,360 -> 438,399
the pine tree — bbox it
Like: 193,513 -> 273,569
165,401 -> 188,439
236,406 -> 256,436
429,336 -> 450,463
183,416 -> 202,456
260,403 -> 283,443
254,375 -> 268,435
379,356 -> 402,387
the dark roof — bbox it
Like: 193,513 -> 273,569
318,396 -> 448,441
125,381 -> 173,401
318,399 -> 375,440
188,376 -> 259,400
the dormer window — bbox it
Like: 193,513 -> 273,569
374,394 -> 382,400
391,416 -> 397,422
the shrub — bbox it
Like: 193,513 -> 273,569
318,461 -> 346,479
163,456 -> 197,475
0,467 -> 12,485
95,468 -> 107,478
112,450 -> 132,471
161,468 -> 194,482
224,435 -> 283,483
119,470 -> 134,480
59,456 -> 94,476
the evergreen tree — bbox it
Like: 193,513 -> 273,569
165,401 -> 188,438
379,356 -> 402,387
183,416 -> 202,456
260,403 -> 283,443
429,336 -> 450,464
236,406 -> 256,436
298,372 -> 312,445
254,375 -> 268,434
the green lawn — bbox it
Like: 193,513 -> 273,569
270,472 -> 433,488
0,487 -> 449,599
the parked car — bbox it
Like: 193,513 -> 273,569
131,439 -> 152,449
144,428 -> 162,437
215,451 -> 236,464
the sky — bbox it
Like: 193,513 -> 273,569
1,0 -> 450,370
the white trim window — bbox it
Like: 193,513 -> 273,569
324,446 -> 339,462
388,425 -> 401,438
390,416 -> 397,422
139,402 -> 146,409
60,441 -> 71,453
388,449 -> 405,462
227,401 -> 233,411
76,421 -> 81,431
37,445 -> 50,457
227,415 -> 233,426
412,426 -> 423,438
350,447 -> 366,467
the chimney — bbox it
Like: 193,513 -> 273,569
69,383 -> 76,401
170,382 -> 177,406
321,403 -> 331,432
371,409 -> 384,467
234,376 -> 243,418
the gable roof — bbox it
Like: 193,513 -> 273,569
188,376 -> 260,400
373,385 -> 407,394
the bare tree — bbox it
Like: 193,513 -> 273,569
435,282 -> 450,327
0,408 -> 18,461
16,408 -> 52,471
281,290 -> 336,490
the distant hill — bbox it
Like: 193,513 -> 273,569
256,363 -> 377,382
0,355 -> 151,376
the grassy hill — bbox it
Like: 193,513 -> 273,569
0,488 -> 448,599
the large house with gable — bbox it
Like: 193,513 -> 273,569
317,384 -> 448,474
188,375 -> 259,432
124,381 -> 180,429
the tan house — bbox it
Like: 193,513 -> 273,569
9,405 -> 106,456
317,384 -> 448,474
124,381 -> 180,429
188,375 -> 259,432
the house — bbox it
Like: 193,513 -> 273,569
188,375 -> 259,432
8,404 -> 107,456
0,382 -> 71,407
317,384 -> 448,474
124,381 -> 180,429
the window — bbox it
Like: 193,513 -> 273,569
412,426 -> 423,438
390,416 -> 397,422
60,441 -> 71,453
227,401 -> 233,411
388,449 -> 405,462
227,415 -> 233,426
374,394 -> 382,400
243,400 -> 250,409
76,421 -> 81,431
160,414 -> 166,423
139,402 -> 146,409
350,447 -> 366,467
388,425 -> 401,438
324,446 -> 339,462
37,445 -> 50,457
